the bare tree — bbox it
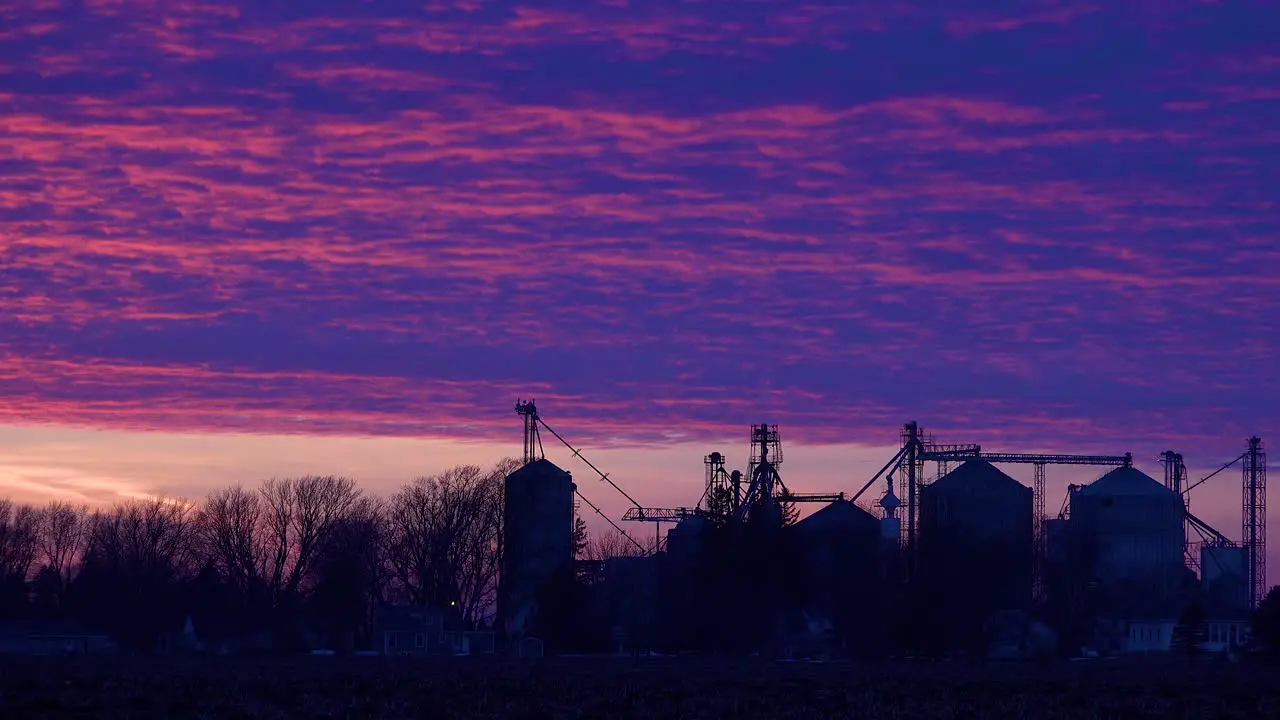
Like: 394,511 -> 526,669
311,496 -> 387,648
584,529 -> 642,562
87,497 -> 201,585
259,475 -> 362,605
456,460 -> 512,626
200,485 -> 268,600
201,476 -> 363,609
385,459 -> 513,627
0,499 -> 39,583
35,501 -> 90,590
72,497 -> 201,651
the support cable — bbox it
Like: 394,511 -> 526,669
575,488 -> 648,554
516,401 -> 651,554
1183,451 -> 1247,496
537,418 -> 645,511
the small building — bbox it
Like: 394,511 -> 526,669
1119,618 -> 1175,653
461,631 -> 496,655
516,636 -> 544,659
373,606 -> 458,656
1204,617 -> 1251,652
0,620 -> 116,655
1102,616 -> 1249,655
1092,598 -> 1251,656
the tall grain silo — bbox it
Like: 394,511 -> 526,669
918,459 -> 1034,652
1068,466 -> 1185,592
498,458 -> 576,640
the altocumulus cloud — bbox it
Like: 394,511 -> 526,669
0,0 -> 1277,452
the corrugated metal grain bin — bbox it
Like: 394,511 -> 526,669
1069,466 -> 1185,587
918,459 -> 1034,651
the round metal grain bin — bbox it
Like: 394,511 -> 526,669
919,460 -> 1035,621
1069,466 -> 1185,585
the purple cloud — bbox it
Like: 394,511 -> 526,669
0,0 -> 1277,458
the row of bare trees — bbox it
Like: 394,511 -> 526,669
0,459 -> 640,649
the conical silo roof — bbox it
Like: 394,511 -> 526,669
507,457 -> 572,481
794,500 -> 878,535
929,459 -> 1028,496
1077,466 -> 1173,498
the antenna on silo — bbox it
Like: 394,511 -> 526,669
515,399 -> 543,465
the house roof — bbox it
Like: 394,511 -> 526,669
374,606 -> 443,632
1077,466 -> 1175,498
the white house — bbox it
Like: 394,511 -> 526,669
1113,616 -> 1250,654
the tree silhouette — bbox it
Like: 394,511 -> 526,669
71,499 -> 200,652
1251,585 -> 1280,660
572,516 -> 589,558
584,529 -> 641,562
0,500 -> 38,615
34,501 -> 88,608
311,499 -> 384,651
384,461 -> 509,627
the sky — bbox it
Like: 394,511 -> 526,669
1,1 -> 1277,559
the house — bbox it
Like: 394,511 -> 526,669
1122,618 -> 1175,653
1100,612 -> 1250,655
373,606 -> 460,656
0,620 -> 116,655
1204,618 -> 1250,652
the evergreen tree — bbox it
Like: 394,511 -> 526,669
572,516 -> 589,558
1171,601 -> 1208,659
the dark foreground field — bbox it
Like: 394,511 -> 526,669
1,655 -> 1279,719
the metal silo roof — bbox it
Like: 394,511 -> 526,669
507,458 -> 572,480
794,500 -> 879,535
1077,466 -> 1173,497
929,459 -> 1029,496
